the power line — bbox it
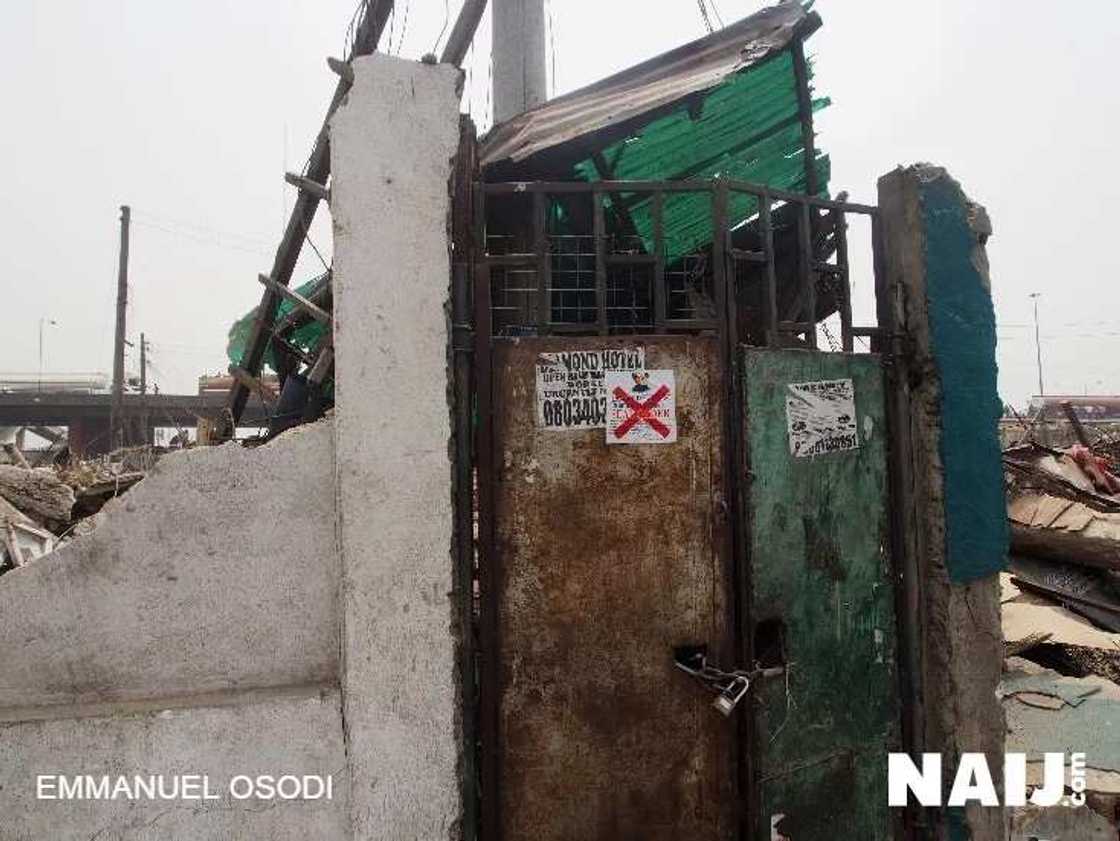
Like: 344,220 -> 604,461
708,0 -> 725,28
130,219 -> 272,258
130,210 -> 274,249
696,0 -> 714,34
432,0 -> 451,55
395,0 -> 411,55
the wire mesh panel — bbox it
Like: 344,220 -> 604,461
477,179 -> 882,348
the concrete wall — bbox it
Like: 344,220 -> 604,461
879,165 -> 1007,841
0,53 -> 467,841
0,420 -> 338,709
0,420 -> 349,839
1,688 -> 348,841
330,54 -> 464,841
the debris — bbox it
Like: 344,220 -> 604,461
1010,802 -> 1115,840
1001,573 -> 1120,651
2,521 -> 55,568
1010,555 -> 1120,630
1005,630 -> 1052,658
2,443 -> 31,470
0,447 -> 153,575
1003,659 -> 1120,801
0,465 -> 75,524
1068,443 -> 1120,495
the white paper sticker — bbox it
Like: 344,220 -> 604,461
605,370 -> 678,445
785,378 -> 859,457
535,348 -> 644,430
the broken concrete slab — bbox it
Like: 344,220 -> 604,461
0,464 -> 74,523
0,419 -> 338,709
1004,662 -> 1120,794
1002,573 -> 1120,651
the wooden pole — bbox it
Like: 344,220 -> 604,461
440,0 -> 488,67
1011,523 -> 1120,572
790,38 -> 819,197
223,0 -> 394,433
139,332 -> 152,445
110,204 -> 130,450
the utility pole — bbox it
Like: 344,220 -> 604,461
492,0 -> 547,123
1029,292 -> 1044,397
139,332 -> 151,446
139,332 -> 147,396
110,205 -> 130,450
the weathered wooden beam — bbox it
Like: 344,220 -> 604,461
441,0 -> 489,67
224,0 -> 393,430
2,443 -> 30,470
1011,523 -> 1120,572
790,36 -> 820,197
258,274 -> 332,325
285,172 -> 331,204
1060,400 -> 1091,447
228,366 -> 276,408
326,56 -> 355,84
4,524 -> 25,567
0,465 -> 75,522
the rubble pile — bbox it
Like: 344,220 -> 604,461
0,443 -> 152,575
1001,427 -> 1120,830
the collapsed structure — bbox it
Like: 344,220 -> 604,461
0,1 -> 1065,839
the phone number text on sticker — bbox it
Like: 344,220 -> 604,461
535,349 -> 644,430
786,378 -> 859,458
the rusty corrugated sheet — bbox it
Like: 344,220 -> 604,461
480,2 -> 811,167
489,336 -> 734,841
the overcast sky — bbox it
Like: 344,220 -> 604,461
2,0 -> 1116,406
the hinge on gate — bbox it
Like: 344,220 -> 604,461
452,323 -> 474,352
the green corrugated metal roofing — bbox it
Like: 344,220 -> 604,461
573,51 -> 830,262
226,273 -> 328,371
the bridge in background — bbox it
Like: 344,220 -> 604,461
0,392 -> 271,455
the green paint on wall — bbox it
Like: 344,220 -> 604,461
743,349 -> 899,840
921,177 -> 1008,582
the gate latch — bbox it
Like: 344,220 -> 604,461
673,648 -> 753,717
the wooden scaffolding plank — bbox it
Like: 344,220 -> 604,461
223,0 -> 394,431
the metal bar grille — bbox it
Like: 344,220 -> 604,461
477,178 -> 882,347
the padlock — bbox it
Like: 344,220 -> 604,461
712,675 -> 750,716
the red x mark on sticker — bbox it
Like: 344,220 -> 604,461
612,384 -> 672,439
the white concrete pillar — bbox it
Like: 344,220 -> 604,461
330,54 -> 464,840
492,0 -> 547,123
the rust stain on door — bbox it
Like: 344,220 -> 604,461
490,335 -> 733,841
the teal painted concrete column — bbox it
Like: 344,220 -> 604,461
879,165 -> 1007,841
921,176 -> 1007,584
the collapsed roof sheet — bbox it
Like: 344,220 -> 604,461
573,50 -> 830,261
480,2 -> 815,167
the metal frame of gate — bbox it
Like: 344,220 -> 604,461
453,157 -> 922,839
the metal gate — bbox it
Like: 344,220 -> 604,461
463,174 -> 909,840
488,336 -> 734,841
741,348 -> 899,840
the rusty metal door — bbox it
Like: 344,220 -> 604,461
483,335 -> 737,841
740,348 -> 900,841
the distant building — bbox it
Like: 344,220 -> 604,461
1028,395 -> 1120,423
0,373 -> 110,395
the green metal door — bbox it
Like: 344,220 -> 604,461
741,348 -> 900,840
